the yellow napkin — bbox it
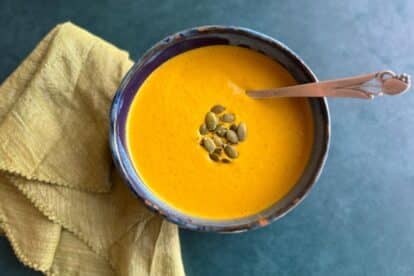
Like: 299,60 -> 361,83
0,22 -> 185,276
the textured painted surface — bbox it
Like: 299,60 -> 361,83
0,0 -> 413,275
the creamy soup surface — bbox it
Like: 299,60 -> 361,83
127,45 -> 314,219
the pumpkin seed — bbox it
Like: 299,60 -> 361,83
225,129 -> 239,144
213,148 -> 222,155
202,137 -> 215,153
213,136 -> 223,147
236,122 -> 247,141
211,104 -> 226,114
199,124 -> 208,135
205,112 -> 218,131
230,124 -> 238,131
224,144 -> 238,159
209,153 -> 220,162
215,125 -> 227,137
220,113 -> 235,123
221,158 -> 231,163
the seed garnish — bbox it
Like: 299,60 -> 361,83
198,105 -> 246,163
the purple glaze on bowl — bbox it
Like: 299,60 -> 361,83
110,26 -> 330,233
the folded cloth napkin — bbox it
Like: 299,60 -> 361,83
0,22 -> 185,276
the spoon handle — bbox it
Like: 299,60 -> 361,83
246,70 -> 411,99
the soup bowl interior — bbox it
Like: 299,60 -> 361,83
110,26 -> 330,233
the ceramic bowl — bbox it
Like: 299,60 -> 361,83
110,26 -> 330,233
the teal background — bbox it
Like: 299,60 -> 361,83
1,0 -> 413,275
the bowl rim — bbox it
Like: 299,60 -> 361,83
110,25 -> 331,233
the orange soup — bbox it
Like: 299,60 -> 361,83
126,45 -> 314,220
